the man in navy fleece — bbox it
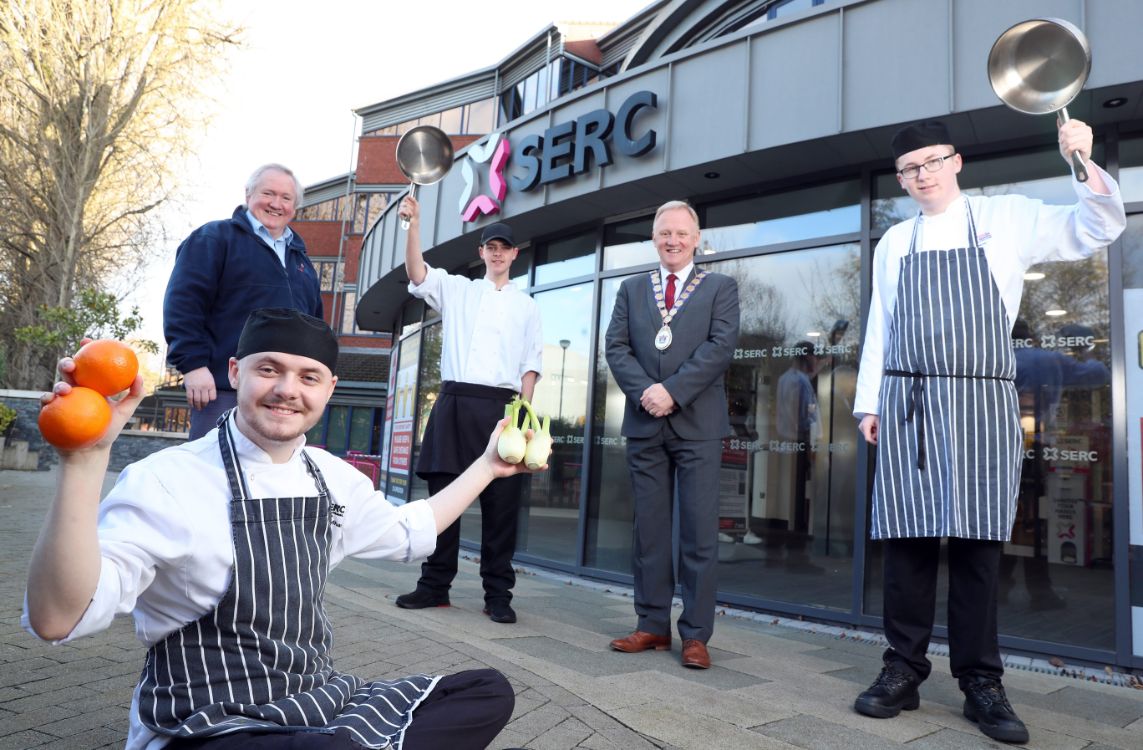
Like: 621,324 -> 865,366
163,164 -> 323,439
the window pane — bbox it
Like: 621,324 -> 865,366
535,230 -> 595,285
467,98 -> 495,133
326,406 -> 349,454
518,284 -> 593,564
365,193 -> 389,233
718,246 -> 861,610
704,180 -> 860,250
1120,134 -> 1143,203
340,289 -> 357,334
349,408 -> 373,452
602,216 -> 656,271
585,275 -> 633,573
1000,251 -> 1114,649
439,106 -> 462,134
354,194 -> 368,234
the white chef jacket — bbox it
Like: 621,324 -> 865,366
409,265 -> 542,390
854,166 -> 1126,418
22,415 -> 438,749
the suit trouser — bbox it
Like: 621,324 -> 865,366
418,473 -> 522,604
626,425 -> 722,642
882,536 -> 1004,684
164,669 -> 515,750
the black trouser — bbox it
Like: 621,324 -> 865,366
164,669 -> 514,750
188,390 -> 237,440
417,472 -> 522,604
882,536 -> 1004,684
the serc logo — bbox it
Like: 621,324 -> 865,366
459,133 -> 511,223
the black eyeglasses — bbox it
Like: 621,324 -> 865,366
897,153 -> 957,180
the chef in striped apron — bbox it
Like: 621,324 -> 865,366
24,308 -> 539,749
851,120 -> 1125,744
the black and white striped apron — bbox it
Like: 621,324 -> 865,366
138,415 -> 438,747
871,205 -> 1022,541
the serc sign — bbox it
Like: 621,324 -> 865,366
459,90 -> 658,222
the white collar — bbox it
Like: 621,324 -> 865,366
658,261 -> 694,282
225,411 -> 306,465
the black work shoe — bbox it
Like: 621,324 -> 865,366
854,666 -> 920,718
961,677 -> 1029,744
483,601 -> 517,623
395,589 -> 450,609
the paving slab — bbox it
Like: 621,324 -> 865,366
3,466 -> 1143,749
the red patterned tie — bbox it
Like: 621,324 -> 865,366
665,273 -> 677,311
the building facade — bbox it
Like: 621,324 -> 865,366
339,0 -> 1143,671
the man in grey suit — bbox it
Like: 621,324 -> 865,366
604,200 -> 740,669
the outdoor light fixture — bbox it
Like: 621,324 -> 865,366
704,171 -> 720,179
1045,309 -> 1067,317
1103,96 -> 1128,108
1024,271 -> 1046,280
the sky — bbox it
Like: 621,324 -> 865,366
128,0 -> 652,356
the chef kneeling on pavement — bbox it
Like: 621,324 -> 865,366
23,307 -> 543,750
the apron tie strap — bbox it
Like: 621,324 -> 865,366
885,369 -> 1016,472
886,370 -> 927,470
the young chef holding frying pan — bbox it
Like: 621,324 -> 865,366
850,118 -> 1124,744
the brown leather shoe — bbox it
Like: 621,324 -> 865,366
609,630 -> 671,653
681,639 -> 711,669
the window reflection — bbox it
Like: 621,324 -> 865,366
716,246 -> 860,610
602,216 -> 656,271
999,251 -> 1113,649
517,284 -> 593,564
586,276 -> 632,572
536,231 -> 596,285
705,180 -> 860,251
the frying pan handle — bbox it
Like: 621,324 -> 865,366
400,184 -> 418,230
1058,108 -> 1089,183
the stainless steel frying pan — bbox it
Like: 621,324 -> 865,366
395,125 -> 454,229
987,17 -> 1091,182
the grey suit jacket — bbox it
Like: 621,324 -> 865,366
605,269 -> 740,440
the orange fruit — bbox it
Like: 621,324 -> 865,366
72,339 -> 139,396
38,386 -> 112,450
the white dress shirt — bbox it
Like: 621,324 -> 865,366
409,265 -> 543,389
658,261 -> 695,310
854,166 -> 1126,418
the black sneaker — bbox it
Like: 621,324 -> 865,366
961,676 -> 1029,744
483,601 -> 517,623
854,666 -> 920,718
395,589 -> 450,609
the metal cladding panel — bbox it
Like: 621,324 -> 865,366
952,0 -> 1082,114
841,0 -> 950,131
600,68 -> 672,189
749,13 -> 841,150
1088,0 -> 1143,88
667,44 -> 749,169
359,78 -> 497,133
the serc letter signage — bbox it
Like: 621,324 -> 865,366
510,90 -> 658,192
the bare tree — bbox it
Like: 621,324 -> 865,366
0,0 -> 240,387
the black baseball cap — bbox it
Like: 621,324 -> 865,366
479,222 -> 515,246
